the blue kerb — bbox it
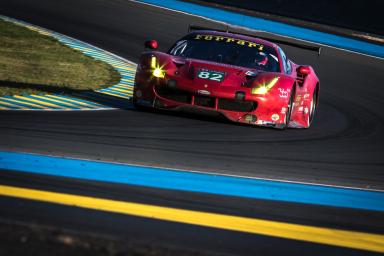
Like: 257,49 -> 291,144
0,151 -> 383,212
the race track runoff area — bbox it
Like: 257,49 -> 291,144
0,16 -> 135,111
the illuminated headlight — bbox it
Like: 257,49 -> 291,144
153,67 -> 165,78
150,56 -> 165,78
251,77 -> 279,95
151,56 -> 157,69
251,86 -> 268,95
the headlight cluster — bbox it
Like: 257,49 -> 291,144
150,56 -> 165,78
251,77 -> 279,95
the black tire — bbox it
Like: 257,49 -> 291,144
283,86 -> 295,129
132,96 -> 145,110
308,87 -> 318,127
132,94 -> 156,111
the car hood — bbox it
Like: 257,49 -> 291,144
174,58 -> 279,88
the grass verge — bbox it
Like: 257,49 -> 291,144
0,19 -> 121,97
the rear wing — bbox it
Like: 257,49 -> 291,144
188,25 -> 321,56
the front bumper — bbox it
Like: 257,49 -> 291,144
152,85 -> 286,127
134,73 -> 289,128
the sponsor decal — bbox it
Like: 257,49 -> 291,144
271,113 -> 279,121
197,90 -> 210,95
194,34 -> 264,50
244,114 -> 256,123
281,107 -> 287,114
304,93 -> 310,99
278,88 -> 290,98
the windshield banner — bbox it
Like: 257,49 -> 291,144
193,34 -> 264,51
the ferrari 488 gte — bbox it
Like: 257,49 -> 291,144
133,26 -> 320,129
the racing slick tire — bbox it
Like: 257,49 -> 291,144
283,86 -> 295,129
132,96 -> 146,110
307,86 -> 318,127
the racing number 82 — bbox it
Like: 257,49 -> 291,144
197,70 -> 224,82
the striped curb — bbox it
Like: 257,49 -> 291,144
0,15 -> 136,111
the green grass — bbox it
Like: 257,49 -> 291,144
0,19 -> 121,96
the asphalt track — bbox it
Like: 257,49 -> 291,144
1,0 -> 384,189
1,0 -> 384,255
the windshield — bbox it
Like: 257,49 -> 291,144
169,34 -> 280,72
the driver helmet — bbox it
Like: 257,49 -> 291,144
254,52 -> 268,66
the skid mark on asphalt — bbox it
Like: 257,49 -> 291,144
0,15 -> 136,111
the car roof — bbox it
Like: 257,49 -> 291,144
187,30 -> 278,49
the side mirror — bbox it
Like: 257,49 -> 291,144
144,40 -> 158,50
297,66 -> 311,76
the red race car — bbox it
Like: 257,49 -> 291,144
133,26 -> 320,129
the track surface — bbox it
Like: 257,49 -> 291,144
1,0 -> 384,190
1,0 -> 384,255
0,170 -> 383,256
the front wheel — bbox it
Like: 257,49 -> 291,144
307,87 -> 318,127
132,96 -> 146,110
283,87 -> 295,129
